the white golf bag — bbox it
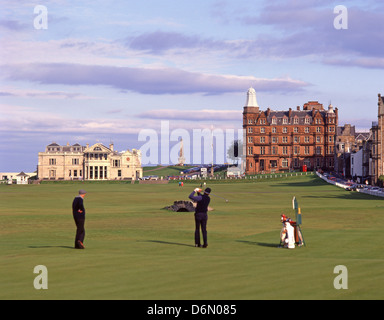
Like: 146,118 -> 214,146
280,222 -> 295,249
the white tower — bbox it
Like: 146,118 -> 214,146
245,87 -> 259,107
178,138 -> 186,166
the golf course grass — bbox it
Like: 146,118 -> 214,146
143,165 -> 194,177
1,175 -> 384,300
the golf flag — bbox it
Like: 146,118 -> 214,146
296,207 -> 302,226
292,196 -> 298,211
292,196 -> 302,225
292,196 -> 305,246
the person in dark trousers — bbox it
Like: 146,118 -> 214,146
72,189 -> 87,249
189,187 -> 211,248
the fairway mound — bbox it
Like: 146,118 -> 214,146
164,200 -> 213,212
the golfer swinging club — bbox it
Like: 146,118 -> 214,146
189,187 -> 211,248
72,189 -> 87,249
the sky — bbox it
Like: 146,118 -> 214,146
0,0 -> 383,172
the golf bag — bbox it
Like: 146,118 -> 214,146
280,221 -> 295,249
279,214 -> 304,248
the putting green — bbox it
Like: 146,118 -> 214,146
1,175 -> 383,300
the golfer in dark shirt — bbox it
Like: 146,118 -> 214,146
189,188 -> 211,248
72,189 -> 87,249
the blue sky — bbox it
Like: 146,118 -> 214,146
0,0 -> 383,171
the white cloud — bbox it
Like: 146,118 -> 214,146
2,63 -> 309,95
137,109 -> 241,121
0,87 -> 97,99
0,102 -> 242,139
0,103 -> 142,134
0,38 -> 141,67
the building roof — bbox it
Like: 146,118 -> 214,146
337,124 -> 356,136
303,101 -> 324,111
355,132 -> 371,141
84,143 -> 118,155
16,171 -> 29,177
257,108 -> 331,125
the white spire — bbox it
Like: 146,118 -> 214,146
245,87 -> 259,107
178,138 -> 186,166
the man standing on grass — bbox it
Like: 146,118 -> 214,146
72,189 -> 87,249
189,188 -> 211,248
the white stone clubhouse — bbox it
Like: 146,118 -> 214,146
38,142 -> 143,181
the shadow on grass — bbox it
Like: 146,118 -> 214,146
236,240 -> 279,248
270,176 -> 328,188
273,177 -> 383,200
28,246 -> 74,249
138,240 -> 195,248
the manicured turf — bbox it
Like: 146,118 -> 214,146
143,165 -> 194,177
1,175 -> 384,300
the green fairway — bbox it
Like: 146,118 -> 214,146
1,175 -> 384,300
143,165 -> 194,177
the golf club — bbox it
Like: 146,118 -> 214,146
195,188 -> 229,202
210,193 -> 229,203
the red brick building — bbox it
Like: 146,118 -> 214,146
243,88 -> 338,174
